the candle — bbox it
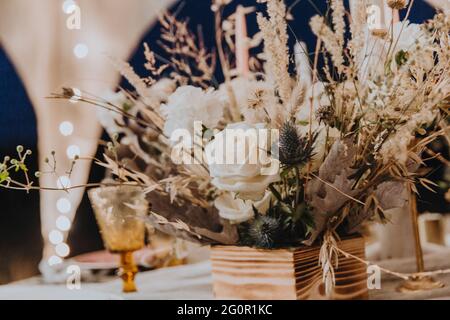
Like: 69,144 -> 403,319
348,0 -> 358,17
357,0 -> 400,37
392,9 -> 400,23
235,5 -> 249,77
373,0 -> 389,36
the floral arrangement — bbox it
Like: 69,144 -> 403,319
45,0 -> 449,253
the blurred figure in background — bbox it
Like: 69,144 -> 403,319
0,0 -> 440,284
0,0 -> 174,283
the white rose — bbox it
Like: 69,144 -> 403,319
214,191 -> 272,223
205,122 -> 280,200
161,86 -> 224,140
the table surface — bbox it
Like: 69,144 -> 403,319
1,248 -> 450,300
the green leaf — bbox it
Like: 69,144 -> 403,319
280,168 -> 291,179
294,202 -> 307,220
297,120 -> 309,126
305,224 -> 314,237
303,210 -> 316,230
279,202 -> 294,215
395,50 -> 409,67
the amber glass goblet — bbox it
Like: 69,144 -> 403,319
88,185 -> 148,293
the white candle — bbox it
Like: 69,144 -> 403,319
235,5 -> 249,77
362,0 -> 399,36
348,0 -> 358,17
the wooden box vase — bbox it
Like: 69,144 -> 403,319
210,236 -> 368,300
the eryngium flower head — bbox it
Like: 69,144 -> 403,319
244,214 -> 282,248
279,121 -> 317,166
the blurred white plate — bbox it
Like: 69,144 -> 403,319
71,247 -> 172,270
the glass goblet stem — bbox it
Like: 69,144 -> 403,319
119,251 -> 138,293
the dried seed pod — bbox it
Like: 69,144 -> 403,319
387,0 -> 408,10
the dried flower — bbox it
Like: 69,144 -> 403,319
380,106 -> 436,164
109,58 -> 150,102
257,0 -> 291,105
158,13 -> 215,88
294,42 -> 312,89
47,1 -> 448,253
316,105 -> 334,126
348,0 -> 366,59
219,78 -> 275,124
310,15 -> 344,72
330,0 -> 346,49
387,0 -> 409,10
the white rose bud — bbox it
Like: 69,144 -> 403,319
214,191 -> 272,223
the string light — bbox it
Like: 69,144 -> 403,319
56,197 -> 72,214
73,43 -> 89,59
66,145 -> 81,159
57,176 -> 72,189
55,243 -> 71,258
48,0 -> 85,266
56,216 -> 72,232
62,0 -> 76,13
48,255 -> 63,266
69,87 -> 82,104
49,230 -> 64,245
59,121 -> 74,136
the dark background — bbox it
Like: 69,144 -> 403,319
0,0 -> 440,284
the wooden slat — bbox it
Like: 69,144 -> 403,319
211,236 -> 368,300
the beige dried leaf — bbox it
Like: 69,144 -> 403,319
304,139 -> 359,245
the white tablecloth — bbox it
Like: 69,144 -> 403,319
0,260 -> 214,300
1,249 -> 450,300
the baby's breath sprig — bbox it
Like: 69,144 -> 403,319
0,146 -> 148,194
0,146 -> 34,192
